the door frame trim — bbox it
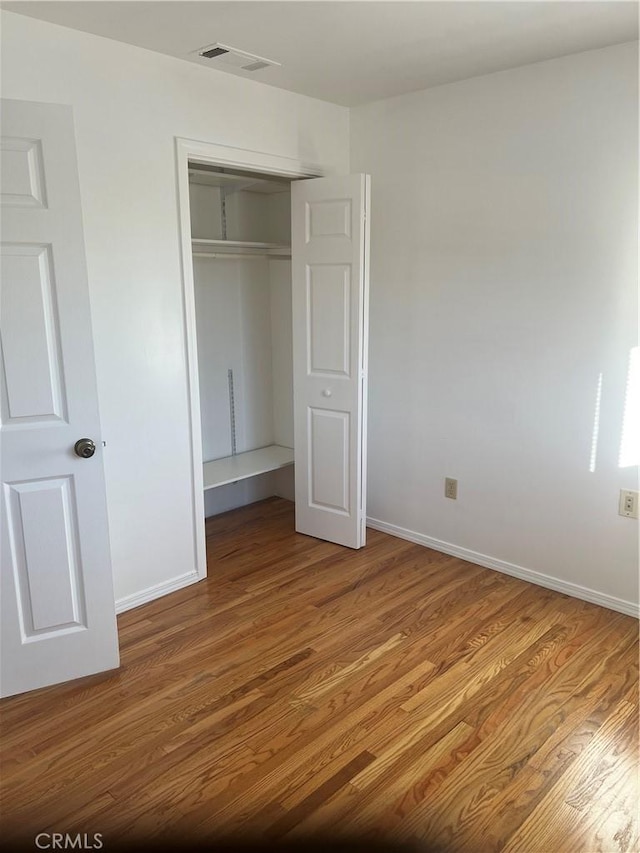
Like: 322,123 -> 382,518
175,137 -> 322,578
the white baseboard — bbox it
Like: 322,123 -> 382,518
367,517 -> 639,619
115,570 -> 201,614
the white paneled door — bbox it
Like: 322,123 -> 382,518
291,174 -> 370,548
0,99 -> 119,698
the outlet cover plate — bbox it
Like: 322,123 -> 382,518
445,478 -> 458,500
619,489 -> 639,519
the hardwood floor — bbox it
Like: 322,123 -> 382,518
1,497 -> 638,852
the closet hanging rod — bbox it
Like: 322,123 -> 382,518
192,251 -> 291,260
191,238 -> 290,249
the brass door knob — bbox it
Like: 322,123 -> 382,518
74,438 -> 96,458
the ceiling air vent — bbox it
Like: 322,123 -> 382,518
196,43 -> 281,72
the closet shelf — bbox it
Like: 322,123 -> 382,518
189,169 -> 290,195
192,239 -> 291,258
203,444 -> 294,490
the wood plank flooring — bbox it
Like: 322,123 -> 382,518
1,497 -> 638,851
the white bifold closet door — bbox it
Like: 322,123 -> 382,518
291,174 -> 370,549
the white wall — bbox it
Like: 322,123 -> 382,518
1,11 -> 349,606
351,42 -> 639,614
194,257 -> 275,462
3,11 -> 637,616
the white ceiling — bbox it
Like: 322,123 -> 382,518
2,1 -> 638,106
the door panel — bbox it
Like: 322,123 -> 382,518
308,407 -> 350,513
306,198 -> 352,239
1,243 -> 66,422
292,174 -> 370,549
0,99 -> 119,698
0,136 -> 47,207
5,477 -> 86,635
307,264 -> 350,376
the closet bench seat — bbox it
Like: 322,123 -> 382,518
203,444 -> 294,490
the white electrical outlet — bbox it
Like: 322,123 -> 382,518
618,490 -> 639,519
445,478 -> 458,500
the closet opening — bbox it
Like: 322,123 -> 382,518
177,137 -> 370,579
187,161 -> 299,522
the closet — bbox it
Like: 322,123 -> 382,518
183,152 -> 370,551
189,165 -> 296,518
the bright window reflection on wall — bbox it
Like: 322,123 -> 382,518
589,373 -> 603,473
619,346 -> 639,468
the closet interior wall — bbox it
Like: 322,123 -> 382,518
189,171 -> 295,517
